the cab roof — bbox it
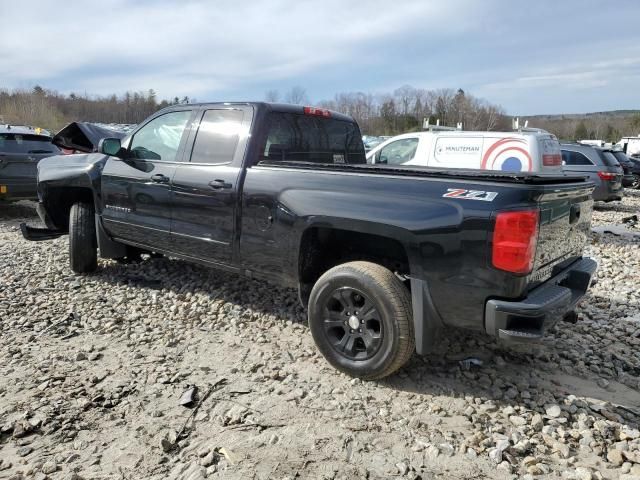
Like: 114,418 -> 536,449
156,102 -> 356,123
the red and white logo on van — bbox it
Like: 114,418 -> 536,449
481,137 -> 532,172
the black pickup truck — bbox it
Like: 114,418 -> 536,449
22,102 -> 597,379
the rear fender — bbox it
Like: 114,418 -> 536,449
295,217 -> 448,355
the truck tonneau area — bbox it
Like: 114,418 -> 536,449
257,161 -> 589,185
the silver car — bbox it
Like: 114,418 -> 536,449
560,143 -> 624,202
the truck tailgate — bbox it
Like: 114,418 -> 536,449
529,183 -> 593,287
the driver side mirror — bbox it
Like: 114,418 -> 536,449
99,138 -> 123,157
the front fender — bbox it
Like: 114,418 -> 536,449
38,153 -> 107,205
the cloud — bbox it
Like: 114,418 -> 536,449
0,0 -> 480,99
1,0 -> 639,114
480,54 -> 640,92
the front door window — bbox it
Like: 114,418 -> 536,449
128,111 -> 191,161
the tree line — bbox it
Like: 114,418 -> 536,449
1,84 -> 638,141
522,113 -> 640,143
0,84 -> 507,135
0,86 -> 190,132
267,85 -> 510,135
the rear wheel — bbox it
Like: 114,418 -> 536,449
631,174 -> 640,189
308,261 -> 414,380
69,202 -> 97,273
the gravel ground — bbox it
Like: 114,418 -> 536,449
1,192 -> 639,480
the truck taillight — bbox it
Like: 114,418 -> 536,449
303,106 -> 331,117
492,210 -> 539,274
542,154 -> 562,166
597,171 -> 616,181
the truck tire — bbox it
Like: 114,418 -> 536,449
308,261 -> 414,380
69,202 -> 98,273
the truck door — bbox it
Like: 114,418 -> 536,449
100,109 -> 193,251
170,106 -> 252,264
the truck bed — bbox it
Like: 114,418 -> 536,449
257,160 -> 589,185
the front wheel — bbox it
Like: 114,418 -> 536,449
69,202 -> 98,273
631,174 -> 640,189
308,261 -> 414,380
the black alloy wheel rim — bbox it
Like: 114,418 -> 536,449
632,175 -> 640,189
322,287 -> 383,360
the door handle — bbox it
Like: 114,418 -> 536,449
151,174 -> 170,183
208,179 -> 232,189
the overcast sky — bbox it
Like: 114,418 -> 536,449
2,0 -> 639,115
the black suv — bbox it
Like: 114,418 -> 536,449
0,125 -> 60,201
560,143 -> 624,201
611,151 -> 640,189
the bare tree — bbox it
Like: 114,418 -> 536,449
394,85 -> 416,116
284,86 -> 309,105
265,89 -> 280,102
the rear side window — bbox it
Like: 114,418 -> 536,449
597,151 -> 620,167
0,134 -> 59,154
190,109 -> 244,165
561,150 -> 593,166
260,112 -> 365,165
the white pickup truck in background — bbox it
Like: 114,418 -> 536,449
366,129 -> 563,173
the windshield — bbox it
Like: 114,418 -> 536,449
0,134 -> 59,154
260,112 -> 365,164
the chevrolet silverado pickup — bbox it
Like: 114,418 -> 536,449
21,102 -> 597,379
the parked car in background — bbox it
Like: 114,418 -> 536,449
366,129 -> 563,173
0,125 -> 60,201
560,144 -> 624,201
611,150 -> 640,189
362,135 -> 384,153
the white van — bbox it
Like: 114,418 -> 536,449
366,129 -> 563,173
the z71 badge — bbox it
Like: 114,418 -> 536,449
442,188 -> 498,201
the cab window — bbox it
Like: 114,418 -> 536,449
128,111 -> 191,161
376,138 -> 419,165
260,112 -> 365,164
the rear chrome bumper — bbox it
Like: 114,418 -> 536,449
485,257 -> 597,343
